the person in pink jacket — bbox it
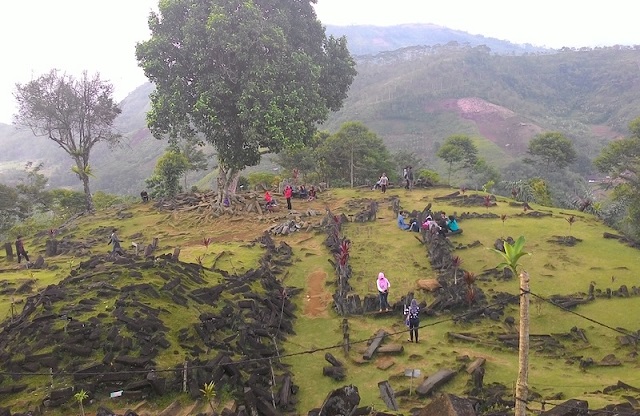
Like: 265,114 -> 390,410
284,185 -> 293,210
377,272 -> 391,312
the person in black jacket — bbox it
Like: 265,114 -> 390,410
404,299 -> 420,342
15,235 -> 29,263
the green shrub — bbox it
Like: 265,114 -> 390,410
93,191 -> 134,210
247,172 -> 279,190
417,169 -> 440,185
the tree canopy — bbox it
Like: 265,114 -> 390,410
276,122 -> 394,187
436,135 -> 478,185
13,70 -> 121,212
319,122 -> 394,187
594,117 -> 640,238
135,0 -> 357,201
146,150 -> 190,198
526,132 -> 577,174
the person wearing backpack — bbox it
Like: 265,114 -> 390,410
404,298 -> 420,342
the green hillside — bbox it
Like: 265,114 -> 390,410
1,39 -> 640,195
323,46 -> 640,172
0,187 -> 639,415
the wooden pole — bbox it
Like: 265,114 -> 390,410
183,360 -> 188,393
515,271 -> 530,416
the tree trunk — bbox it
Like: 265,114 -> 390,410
81,174 -> 94,212
216,165 -> 236,206
350,146 -> 354,188
515,271 -> 530,416
227,170 -> 241,196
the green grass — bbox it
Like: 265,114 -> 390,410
1,188 -> 639,414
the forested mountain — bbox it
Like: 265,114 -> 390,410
1,24 -> 639,195
324,44 -> 640,176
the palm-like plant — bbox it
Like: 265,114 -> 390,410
463,271 -> 476,305
74,389 -> 89,416
200,381 -> 217,414
483,195 -> 492,211
491,236 -> 530,416
566,215 -> 576,230
492,236 -> 528,275
451,256 -> 462,285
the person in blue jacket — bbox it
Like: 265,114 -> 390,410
446,215 -> 461,232
397,211 -> 411,230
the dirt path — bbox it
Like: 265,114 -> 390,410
303,269 -> 331,317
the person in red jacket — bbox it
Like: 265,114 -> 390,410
284,185 -> 293,210
264,190 -> 274,207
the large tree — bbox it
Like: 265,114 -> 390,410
135,0 -> 356,202
594,117 -> 640,237
526,132 -> 576,174
13,70 -> 121,212
436,134 -> 478,185
318,122 -> 394,187
276,130 -> 328,182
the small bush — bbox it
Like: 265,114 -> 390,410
247,172 -> 279,190
417,169 -> 440,185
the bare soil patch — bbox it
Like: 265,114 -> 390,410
427,97 -> 544,156
304,269 -> 331,317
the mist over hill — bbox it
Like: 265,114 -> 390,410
0,24 -> 638,195
325,23 -> 550,55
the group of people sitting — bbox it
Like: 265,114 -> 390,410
422,212 -> 461,236
397,210 -> 462,236
292,185 -> 317,201
397,211 -> 421,232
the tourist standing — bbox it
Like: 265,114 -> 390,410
109,229 -> 123,255
284,185 -> 293,210
15,235 -> 29,263
404,299 -> 420,342
377,272 -> 391,312
379,173 -> 389,193
407,166 -> 414,190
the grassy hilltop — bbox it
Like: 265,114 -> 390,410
0,187 -> 639,415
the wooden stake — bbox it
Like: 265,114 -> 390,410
515,271 -> 530,416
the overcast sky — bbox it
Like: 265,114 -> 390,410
1,0 -> 638,124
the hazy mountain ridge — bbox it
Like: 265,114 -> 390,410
1,25 -> 639,194
325,23 -> 550,55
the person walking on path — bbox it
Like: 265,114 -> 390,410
377,272 -> 391,312
404,299 -> 420,342
379,173 -> 389,193
284,185 -> 293,210
15,235 -> 29,264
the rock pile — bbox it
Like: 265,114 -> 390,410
0,233 -> 300,415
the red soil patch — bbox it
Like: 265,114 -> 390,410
590,124 -> 623,140
426,97 -> 544,156
303,269 -> 331,317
